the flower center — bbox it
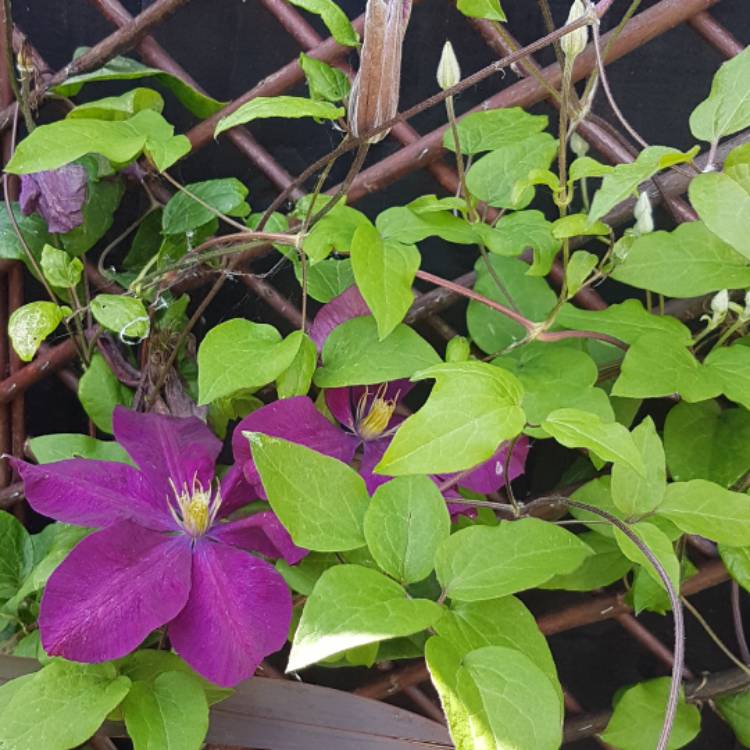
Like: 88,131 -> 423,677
356,385 -> 398,440
168,475 -> 222,537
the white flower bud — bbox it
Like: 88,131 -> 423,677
560,0 -> 589,62
633,191 -> 654,235
437,41 -> 461,92
711,289 -> 729,316
744,290 -> 750,317
570,132 -> 589,158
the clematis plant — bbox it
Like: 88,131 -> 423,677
11,407 -> 302,687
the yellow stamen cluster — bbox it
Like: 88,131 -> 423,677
168,475 -> 222,538
356,385 -> 398,440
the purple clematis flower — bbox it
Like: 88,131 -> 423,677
11,407 -> 302,688
234,285 -> 530,496
20,165 -> 88,234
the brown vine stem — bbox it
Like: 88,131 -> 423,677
414,269 -> 626,350
731,581 -> 750,665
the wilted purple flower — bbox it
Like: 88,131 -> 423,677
19,165 -> 87,234
12,407 -> 301,688
235,285 -> 529,495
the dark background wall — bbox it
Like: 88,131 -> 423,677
8,1 -> 750,747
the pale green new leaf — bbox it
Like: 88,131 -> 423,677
197,319 -> 302,403
215,96 -> 345,137
299,53 -> 351,103
67,87 -> 164,121
658,480 -> 750,546
704,343 -> 750,410
250,433 -> 369,551
91,295 -> 149,341
275,331 -> 317,398
565,250 -> 598,298
610,221 -> 750,297
613,521 -> 679,591
8,301 -> 69,362
288,565 -> 442,671
28,433 -> 131,464
434,518 -> 592,601
443,108 -> 546,154
611,417 -> 666,517
286,0 -> 359,46
612,333 -> 721,402
40,245 -> 83,288
600,678 -> 700,750
363,476 -> 450,583
377,361 -> 525,476
305,204 -> 371,263
123,671 -> 209,750
314,316 -> 440,388
456,0 -> 507,21
0,661 -> 131,750
664,400 -> 750,487
542,408 -> 646,476
426,638 -> 563,750
350,223 -> 420,340
689,46 -> 750,142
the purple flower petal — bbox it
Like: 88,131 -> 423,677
360,438 -> 392,494
10,456 -> 172,530
210,512 -> 308,565
20,166 -> 88,234
232,397 -> 358,489
309,285 -> 370,350
168,541 -> 292,687
39,520 -> 191,663
324,388 -> 357,431
113,407 -> 221,498
459,437 -> 530,494
218,464 -> 261,518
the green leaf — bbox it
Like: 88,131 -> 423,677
275,331 -> 317,399
313,316 -> 440,388
297,258 -> 354,302
52,53 -> 225,118
304,203 -> 371,263
208,392 -> 263,439
215,96 -> 345,137
434,518 -> 592,601
552,214 -> 610,240
610,221 -> 750,297
0,661 -> 131,750
78,353 -> 134,434
456,0 -> 507,21
286,0 -> 359,46
0,203 -> 51,269
466,133 -> 558,209
276,552 -> 337,596
657,479 -> 750,546
249,433 -> 369,551
542,408 -> 646,476
716,691 -> 750,747
123,671 -> 209,750
568,477 -> 621,537
613,521 -> 679,591
483,210 -> 560,271
434,596 -> 561,707
611,417 -> 666,517
569,156 -> 614,181
197,319 -> 302,403
426,638 -> 562,750
40,244 -> 83,288
540,531 -> 632,591
704,343 -> 750,410
718,545 -> 750,595
8,301 -> 69,362
556,299 -> 692,346
689,46 -> 750,142
612,333 -> 721,402
350,223 -> 420,339
376,203 -> 476,246
377,361 -> 525,476
493,344 -> 613,431
162,178 -> 250,235
467,255 -> 557,354
600,678 -> 700,750
28,433 -> 131,464
0,511 -> 33,600
689,171 -> 750,260
91,294 -> 149,341
443,108 -> 545,154
299,53 -> 351,103
664,400 -> 750,487
363,476 -> 450,584
565,250 -> 598,298
287,564 -> 442,671
588,146 -> 697,223
67,87 -> 164,121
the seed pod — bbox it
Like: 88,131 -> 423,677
348,0 -> 413,143
436,40 -> 461,92
560,0 -> 589,63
